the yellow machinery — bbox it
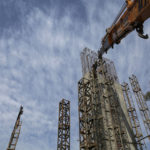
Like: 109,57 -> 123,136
98,0 -> 150,58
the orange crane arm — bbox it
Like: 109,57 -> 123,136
98,0 -> 150,58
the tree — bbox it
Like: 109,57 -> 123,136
144,91 -> 150,101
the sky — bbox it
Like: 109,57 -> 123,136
0,0 -> 150,150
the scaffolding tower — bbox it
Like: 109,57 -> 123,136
78,48 -> 132,150
78,77 -> 100,149
129,75 -> 150,140
57,99 -> 70,150
122,82 -> 147,150
7,106 -> 23,150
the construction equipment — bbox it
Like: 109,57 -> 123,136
7,106 -> 23,150
98,0 -> 150,58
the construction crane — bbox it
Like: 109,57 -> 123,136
7,106 -> 23,150
98,0 -> 150,58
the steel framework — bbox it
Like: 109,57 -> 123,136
122,82 -> 147,150
7,106 -> 23,150
78,55 -> 131,150
78,77 -> 99,149
129,75 -> 150,140
57,99 -> 70,150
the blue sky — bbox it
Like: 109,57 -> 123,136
0,0 -> 150,150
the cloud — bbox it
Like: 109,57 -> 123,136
0,0 -> 150,149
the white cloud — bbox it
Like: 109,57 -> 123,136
0,0 -> 150,149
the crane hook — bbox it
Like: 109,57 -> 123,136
136,24 -> 149,39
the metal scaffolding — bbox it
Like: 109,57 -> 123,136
122,82 -> 147,150
7,106 -> 23,150
78,77 -> 100,149
78,50 -> 131,150
129,75 -> 150,141
57,99 -> 70,150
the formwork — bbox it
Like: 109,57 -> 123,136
78,48 -> 137,150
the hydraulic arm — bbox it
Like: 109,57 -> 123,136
98,0 -> 150,58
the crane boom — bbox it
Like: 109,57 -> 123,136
98,0 -> 150,58
7,106 -> 23,150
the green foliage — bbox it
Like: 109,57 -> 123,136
144,91 -> 150,101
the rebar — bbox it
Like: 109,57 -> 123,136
129,75 -> 150,141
